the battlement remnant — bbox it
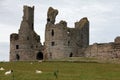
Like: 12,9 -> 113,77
75,17 -> 89,29
47,7 -> 58,24
115,36 -> 120,43
10,33 -> 19,41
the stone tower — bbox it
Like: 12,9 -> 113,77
10,6 -> 43,61
44,7 -> 89,60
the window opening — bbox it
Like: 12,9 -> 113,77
69,52 -> 73,57
36,52 -> 43,60
51,42 -> 55,46
16,54 -> 20,60
47,18 -> 50,22
68,41 -> 70,46
50,52 -> 52,59
27,36 -> 29,40
16,45 -> 19,49
51,29 -> 54,36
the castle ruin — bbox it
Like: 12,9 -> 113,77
44,7 -> 89,59
10,5 -> 120,61
10,6 -> 43,61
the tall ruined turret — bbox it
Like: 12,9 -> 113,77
10,6 -> 43,61
47,7 -> 58,24
75,17 -> 89,48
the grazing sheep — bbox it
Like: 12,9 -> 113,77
38,60 -> 42,63
5,70 -> 13,75
36,70 -> 42,74
0,67 -> 5,71
30,62 -> 33,64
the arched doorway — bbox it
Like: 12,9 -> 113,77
69,52 -> 73,57
16,54 -> 20,60
36,52 -> 43,60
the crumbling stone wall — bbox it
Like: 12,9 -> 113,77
84,37 -> 120,59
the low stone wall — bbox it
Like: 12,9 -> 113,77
84,42 -> 120,60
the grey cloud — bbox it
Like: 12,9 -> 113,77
0,0 -> 22,27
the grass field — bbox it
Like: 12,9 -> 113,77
0,61 -> 120,80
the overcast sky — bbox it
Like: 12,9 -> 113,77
0,0 -> 120,61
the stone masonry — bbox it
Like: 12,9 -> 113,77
84,37 -> 120,60
44,7 -> 89,60
10,5 -> 120,61
10,6 -> 43,61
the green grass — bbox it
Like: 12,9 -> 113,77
49,57 -> 98,62
0,61 -> 120,80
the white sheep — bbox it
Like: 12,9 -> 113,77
0,67 -> 5,71
30,62 -> 33,64
38,60 -> 43,63
5,70 -> 13,75
36,70 -> 42,74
